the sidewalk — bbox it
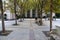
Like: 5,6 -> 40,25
0,19 -> 49,40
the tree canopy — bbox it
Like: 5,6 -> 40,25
8,0 -> 60,14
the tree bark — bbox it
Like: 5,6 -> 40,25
50,0 -> 53,31
40,1 -> 43,25
14,0 -> 17,25
0,0 -> 5,33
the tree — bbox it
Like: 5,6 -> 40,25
17,0 -> 35,18
35,0 -> 43,25
0,0 -> 5,33
40,0 -> 43,25
50,0 -> 53,32
43,0 -> 60,32
13,0 -> 18,25
16,0 -> 27,21
9,0 -> 18,25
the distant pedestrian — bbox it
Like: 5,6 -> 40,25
35,17 -> 38,23
4,14 -> 7,20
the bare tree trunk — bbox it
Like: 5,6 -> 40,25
50,1 -> 53,40
21,3 -> 24,21
40,1 -> 43,25
50,0 -> 53,32
0,0 -> 5,33
19,5 -> 23,22
14,0 -> 17,25
40,10 -> 43,25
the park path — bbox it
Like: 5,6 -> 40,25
0,19 -> 48,40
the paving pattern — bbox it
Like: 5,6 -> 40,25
1,19 -> 59,40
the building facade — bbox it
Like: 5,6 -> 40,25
0,0 -> 56,19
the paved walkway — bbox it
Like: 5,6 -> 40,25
0,19 -> 52,40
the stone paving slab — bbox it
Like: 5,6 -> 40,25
29,29 -> 35,40
7,29 -> 29,40
0,19 -> 53,40
34,29 -> 48,40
